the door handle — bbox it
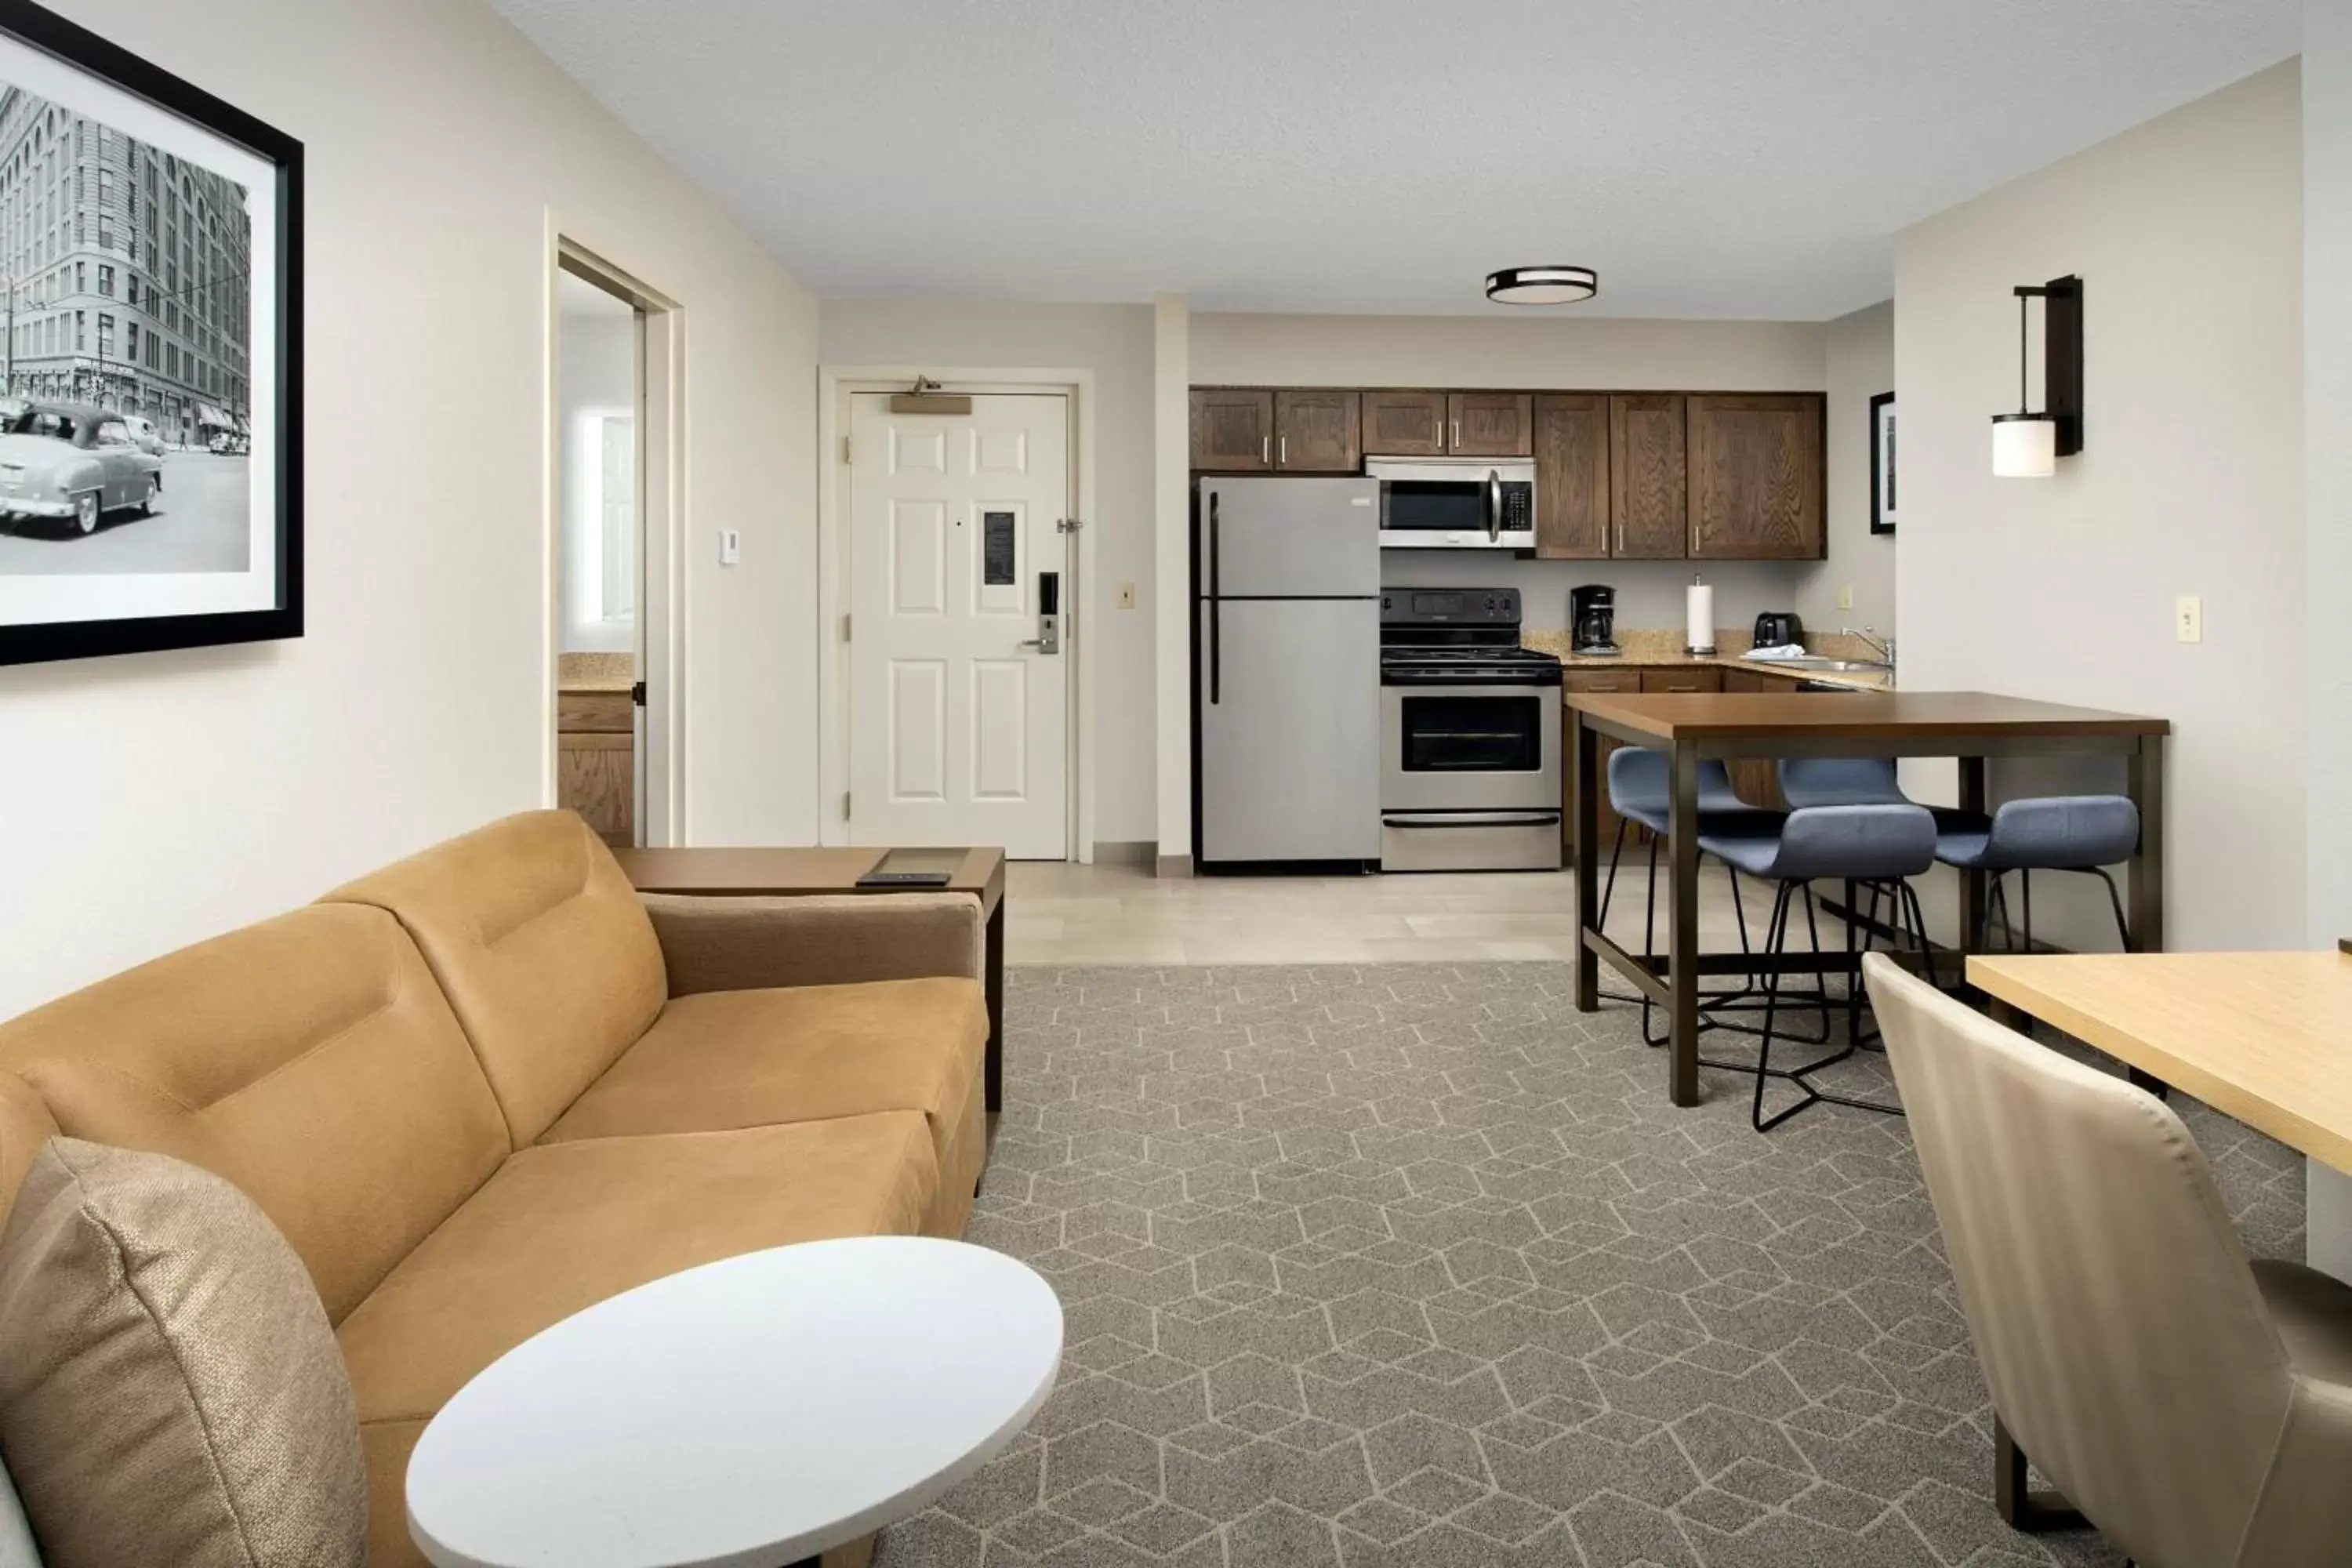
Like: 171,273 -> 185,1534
1023,570 -> 1062,655
1207,495 -> 1221,704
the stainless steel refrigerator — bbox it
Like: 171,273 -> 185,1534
1194,477 -> 1381,866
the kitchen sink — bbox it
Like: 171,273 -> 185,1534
1748,657 -> 1893,673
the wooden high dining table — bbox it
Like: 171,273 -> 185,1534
1566,691 -> 2170,1107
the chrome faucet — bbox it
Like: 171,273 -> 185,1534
1842,625 -> 1896,669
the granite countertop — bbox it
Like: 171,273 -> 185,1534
557,652 -> 636,692
1526,628 -> 1895,692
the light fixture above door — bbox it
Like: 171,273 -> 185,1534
1486,266 -> 1598,306
1992,275 -> 2082,477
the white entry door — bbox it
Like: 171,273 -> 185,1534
848,391 -> 1070,859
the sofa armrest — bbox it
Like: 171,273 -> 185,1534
641,893 -> 982,997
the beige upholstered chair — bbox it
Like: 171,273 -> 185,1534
1864,953 -> 2352,1568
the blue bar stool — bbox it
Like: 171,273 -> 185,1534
1698,804 -> 1940,1131
1600,749 -> 1785,1042
1935,796 -> 2140,952
1778,757 -> 1988,955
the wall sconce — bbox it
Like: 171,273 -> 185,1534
1991,275 -> 2082,477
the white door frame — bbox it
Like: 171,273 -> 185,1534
818,367 -> 1095,862
546,231 -> 684,845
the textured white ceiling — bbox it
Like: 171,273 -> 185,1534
492,0 -> 2299,320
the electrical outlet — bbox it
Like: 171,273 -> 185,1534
1836,584 -> 1854,611
719,528 -> 742,567
2175,594 -> 2202,644
1116,582 -> 1137,610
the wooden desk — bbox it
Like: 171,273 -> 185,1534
1566,691 -> 2170,1107
1971,950 -> 2352,1171
611,847 -> 1007,1117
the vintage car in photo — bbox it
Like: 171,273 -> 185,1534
0,402 -> 165,535
122,414 -> 168,457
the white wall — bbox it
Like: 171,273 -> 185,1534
2304,8 -> 2352,1279
1895,60 -> 2305,955
0,0 -> 820,1018
1798,300 -> 1896,637
815,298 -> 1156,844
557,309 -> 634,655
1191,310 -> 1835,637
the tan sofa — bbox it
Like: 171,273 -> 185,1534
0,810 -> 990,1567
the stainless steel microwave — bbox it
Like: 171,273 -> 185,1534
1367,456 -> 1537,550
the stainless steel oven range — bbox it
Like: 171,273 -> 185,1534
1378,586 -> 1563,872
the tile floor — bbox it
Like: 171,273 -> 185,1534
1007,858 -> 1829,969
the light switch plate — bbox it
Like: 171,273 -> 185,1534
1116,582 -> 1137,610
2175,594 -> 2201,643
1836,584 -> 1854,611
719,528 -> 742,567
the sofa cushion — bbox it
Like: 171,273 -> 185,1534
324,809 -> 666,1145
0,906 -> 509,1324
0,1139 -> 365,1568
540,978 -> 986,1167
336,1112 -> 938,1428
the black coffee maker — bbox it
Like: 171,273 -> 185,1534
1570,584 -> 1619,655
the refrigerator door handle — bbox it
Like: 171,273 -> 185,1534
1207,492 -> 1221,705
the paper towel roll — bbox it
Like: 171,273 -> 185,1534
1685,579 -> 1716,654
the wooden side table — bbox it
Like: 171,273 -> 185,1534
610,847 -> 1007,1119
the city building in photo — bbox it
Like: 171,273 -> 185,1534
0,84 -> 251,448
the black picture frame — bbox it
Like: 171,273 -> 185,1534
1868,390 -> 1896,535
0,0 -> 301,666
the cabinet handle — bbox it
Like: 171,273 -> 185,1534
1279,434 -> 1287,466
1261,436 -> 1270,465
1450,419 -> 1461,450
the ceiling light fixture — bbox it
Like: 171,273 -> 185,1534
1486,266 -> 1598,306
1992,275 -> 2082,478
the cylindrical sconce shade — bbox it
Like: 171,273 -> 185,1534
1991,414 -> 2057,478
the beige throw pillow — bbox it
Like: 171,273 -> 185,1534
0,1138 -> 365,1567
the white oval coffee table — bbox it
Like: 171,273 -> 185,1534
406,1237 -> 1062,1568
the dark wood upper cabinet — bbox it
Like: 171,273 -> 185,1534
1610,395 -> 1688,559
1361,390 -> 1448,456
1531,394 -> 1609,559
1272,389 -> 1361,472
1687,394 -> 1824,560
1447,393 -> 1534,457
1189,387 -> 1275,471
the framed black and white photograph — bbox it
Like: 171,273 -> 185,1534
0,0 -> 299,666
1868,390 -> 1896,535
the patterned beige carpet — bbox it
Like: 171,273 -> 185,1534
876,965 -> 2305,1568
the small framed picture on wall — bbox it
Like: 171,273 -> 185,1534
0,0 -> 302,666
1869,391 -> 1896,535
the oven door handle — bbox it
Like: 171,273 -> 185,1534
1381,811 -> 1563,829
1487,470 -> 1502,543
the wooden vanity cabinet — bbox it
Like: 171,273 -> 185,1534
557,688 -> 634,848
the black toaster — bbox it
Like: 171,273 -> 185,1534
1753,612 -> 1802,648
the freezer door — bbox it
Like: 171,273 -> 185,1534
1198,477 -> 1381,599
1198,597 -> 1380,862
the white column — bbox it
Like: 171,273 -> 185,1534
1151,293 -> 1192,874
2308,5 -> 2352,1279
